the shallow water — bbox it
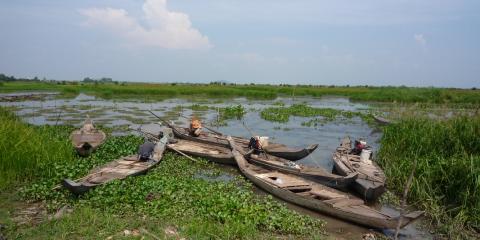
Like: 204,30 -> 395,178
1,92 -> 432,239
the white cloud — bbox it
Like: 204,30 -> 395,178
79,0 -> 212,50
414,34 -> 427,46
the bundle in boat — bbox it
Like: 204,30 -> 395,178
63,128 -> 173,195
332,137 -> 386,201
228,137 -> 423,230
70,117 -> 106,157
163,122 -> 318,161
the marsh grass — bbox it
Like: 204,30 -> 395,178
378,116 -> 480,238
0,107 -> 75,189
3,81 -> 480,104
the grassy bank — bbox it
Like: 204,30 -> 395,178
2,80 -> 480,104
0,108 -> 325,239
0,107 -> 75,189
378,116 -> 480,238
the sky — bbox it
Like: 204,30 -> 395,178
0,0 -> 479,87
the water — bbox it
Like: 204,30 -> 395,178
0,92 -> 432,239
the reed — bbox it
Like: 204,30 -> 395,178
378,116 -> 480,237
2,81 -> 480,104
0,107 -> 75,189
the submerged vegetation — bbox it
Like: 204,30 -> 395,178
378,116 -> 480,238
1,107 -> 324,239
1,80 -> 480,104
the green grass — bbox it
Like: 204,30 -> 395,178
1,108 -> 325,239
2,81 -> 480,104
0,107 -> 75,189
378,116 -> 480,238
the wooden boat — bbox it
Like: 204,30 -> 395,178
332,137 -> 386,201
228,137 -> 423,229
167,139 -> 235,165
62,128 -> 173,195
70,117 -> 106,156
236,146 -> 357,189
164,123 -> 318,161
373,115 -> 392,125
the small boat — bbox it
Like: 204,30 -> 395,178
167,139 -> 235,165
228,137 -> 423,229
332,137 -> 386,201
373,115 -> 393,125
63,128 -> 173,195
70,117 -> 106,156
236,146 -> 357,189
165,123 -> 318,161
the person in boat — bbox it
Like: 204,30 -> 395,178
350,139 -> 367,155
247,136 -> 269,155
138,140 -> 155,161
189,118 -> 202,137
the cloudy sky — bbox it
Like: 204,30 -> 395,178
0,0 -> 479,87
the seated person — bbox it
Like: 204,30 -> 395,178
189,118 -> 202,137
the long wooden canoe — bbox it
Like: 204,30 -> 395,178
70,117 -> 106,156
165,123 -> 318,161
373,115 -> 393,125
228,137 -> 423,229
237,146 -> 357,189
167,139 -> 235,165
332,137 -> 386,201
63,128 -> 173,195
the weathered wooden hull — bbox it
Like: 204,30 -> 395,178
70,120 -> 106,157
63,129 -> 172,195
332,137 -> 386,201
243,149 -> 357,189
228,138 -> 423,229
168,125 -> 317,161
373,115 -> 392,125
62,155 -> 158,195
167,139 -> 235,165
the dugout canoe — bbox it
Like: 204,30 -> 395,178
373,115 -> 393,125
228,137 -> 423,229
236,145 -> 357,189
167,139 -> 235,165
332,137 -> 386,201
164,123 -> 318,161
70,117 -> 106,156
63,128 -> 173,195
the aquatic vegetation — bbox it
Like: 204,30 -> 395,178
2,81 -> 480,104
2,113 -> 324,239
261,103 -> 363,123
0,107 -> 75,189
378,116 -> 480,238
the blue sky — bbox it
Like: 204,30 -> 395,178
0,0 -> 479,87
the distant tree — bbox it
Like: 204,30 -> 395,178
83,77 -> 94,82
33,76 -> 39,81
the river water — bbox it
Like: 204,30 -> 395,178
0,92 -> 433,239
